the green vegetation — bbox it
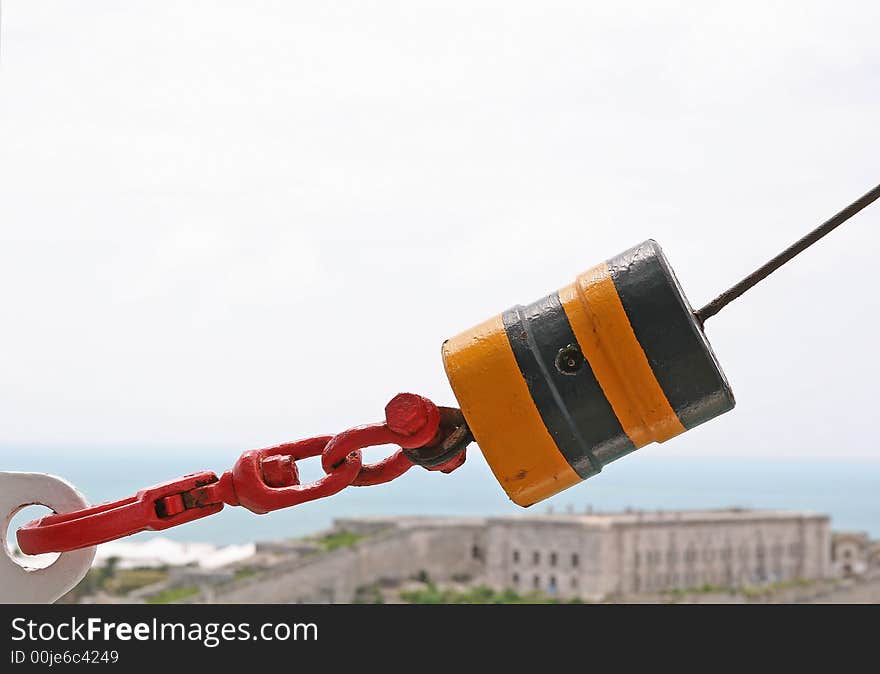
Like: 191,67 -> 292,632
742,577 -> 816,600
661,583 -> 730,600
145,586 -> 200,604
59,561 -> 169,603
233,566 -> 260,581
658,577 -> 818,602
696,583 -> 727,594
400,583 -> 585,604
104,568 -> 169,595
353,583 -> 385,604
314,530 -> 366,551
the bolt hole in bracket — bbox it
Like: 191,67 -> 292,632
0,472 -> 96,603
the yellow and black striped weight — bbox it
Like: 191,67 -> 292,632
442,240 -> 734,507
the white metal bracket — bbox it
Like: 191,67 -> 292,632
0,472 -> 96,603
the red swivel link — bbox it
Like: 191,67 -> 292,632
221,435 -> 359,515
16,393 -> 454,555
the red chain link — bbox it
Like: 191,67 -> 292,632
16,393 -> 467,555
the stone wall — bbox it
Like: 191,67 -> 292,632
210,522 -> 486,604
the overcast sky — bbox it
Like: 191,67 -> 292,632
0,1 -> 878,463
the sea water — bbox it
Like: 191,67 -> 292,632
3,446 -> 878,547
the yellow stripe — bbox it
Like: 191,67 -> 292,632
441,314 -> 581,506
559,263 -> 685,447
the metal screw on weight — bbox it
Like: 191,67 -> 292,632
555,344 -> 584,375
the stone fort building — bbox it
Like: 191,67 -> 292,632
487,509 -> 829,599
212,508 -> 831,603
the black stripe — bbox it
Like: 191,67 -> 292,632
608,240 -> 735,430
502,293 -> 634,478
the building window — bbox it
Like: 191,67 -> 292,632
512,573 -> 520,586
571,576 -> 578,589
471,545 -> 482,560
550,552 -> 558,567
533,551 -> 540,565
533,575 -> 540,589
548,576 -> 557,594
513,549 -> 520,564
571,553 -> 579,568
